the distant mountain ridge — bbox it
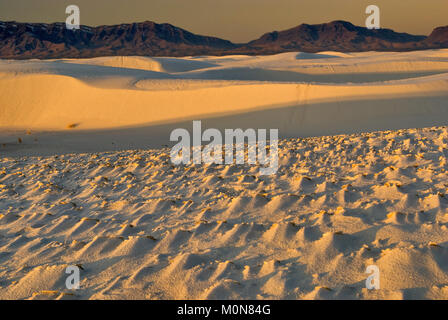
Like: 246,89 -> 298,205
245,21 -> 427,53
0,20 -> 447,59
0,21 -> 236,59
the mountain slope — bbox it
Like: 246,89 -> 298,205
0,21 -> 236,59
245,20 -> 426,53
424,26 -> 448,47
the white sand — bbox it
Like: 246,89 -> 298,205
1,50 -> 448,299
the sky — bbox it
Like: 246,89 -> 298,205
0,0 -> 446,43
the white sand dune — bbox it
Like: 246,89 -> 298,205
62,56 -> 219,73
1,50 -> 448,299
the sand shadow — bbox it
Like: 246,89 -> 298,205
1,93 -> 448,157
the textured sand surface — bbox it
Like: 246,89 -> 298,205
1,50 -> 448,300
1,126 -> 448,299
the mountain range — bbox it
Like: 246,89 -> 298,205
0,20 -> 447,59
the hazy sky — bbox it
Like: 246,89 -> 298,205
0,0 -> 446,42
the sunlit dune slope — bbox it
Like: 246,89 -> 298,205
1,50 -> 448,133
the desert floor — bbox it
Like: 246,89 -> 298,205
0,50 -> 448,299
